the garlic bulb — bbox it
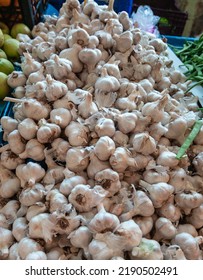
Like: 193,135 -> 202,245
18,237 -> 43,260
88,204 -> 120,233
69,185 -> 106,212
132,132 -> 157,155
16,162 -> 45,188
0,227 -> 14,259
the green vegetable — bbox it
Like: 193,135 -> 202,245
176,120 -> 203,159
170,34 -> 203,88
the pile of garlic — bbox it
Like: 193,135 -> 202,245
0,0 -> 203,260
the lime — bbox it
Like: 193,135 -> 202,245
0,72 -> 10,100
11,23 -> 31,39
2,38 -> 20,59
0,29 -> 4,47
0,22 -> 9,34
0,49 -> 7,59
3,34 -> 12,41
0,58 -> 14,75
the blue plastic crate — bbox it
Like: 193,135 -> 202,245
50,0 -> 133,15
164,35 -> 197,48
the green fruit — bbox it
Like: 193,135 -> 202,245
2,38 -> 20,59
11,23 -> 31,39
0,72 -> 10,100
0,22 -> 9,34
3,34 -> 12,41
0,58 -> 14,75
0,29 -> 4,48
0,49 -> 7,59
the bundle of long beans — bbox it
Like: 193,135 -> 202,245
171,34 -> 203,93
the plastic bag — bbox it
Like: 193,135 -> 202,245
131,5 -> 160,37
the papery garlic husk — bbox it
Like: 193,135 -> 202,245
12,217 -> 28,242
186,204 -> 203,229
172,233 -> 202,260
114,220 -> 142,251
177,224 -> 198,237
19,183 -> 46,206
69,226 -> 93,257
133,216 -> 153,236
18,118 -> 38,140
0,200 -> 20,224
22,98 -> 51,121
25,251 -> 47,260
0,116 -> 18,141
29,213 -> 54,242
88,238 -> 123,260
168,167 -> 188,193
69,184 -> 106,213
7,129 -> 26,155
46,247 -> 65,260
42,165 -> 65,187
95,168 -> 121,197
156,148 -> 179,168
26,202 -> 48,222
94,136 -> 116,161
132,132 -> 157,155
0,164 -> 20,198
65,121 -> 89,146
120,189 -> 155,221
88,204 -> 120,233
87,152 -> 110,179
109,147 -> 137,173
50,108 -> 72,128
143,164 -> 169,184
139,180 -> 174,208
8,243 -> 20,260
27,67 -> 45,84
0,176 -> 21,198
131,238 -> 163,260
115,112 -> 137,134
50,207 -> 80,236
161,244 -> 186,260
175,191 -> 203,215
156,195 -> 181,223
21,52 -> 42,76
78,91 -> 98,119
0,227 -> 14,259
60,175 -> 87,196
19,139 -> 45,161
192,152 -> 203,176
141,95 -> 168,122
16,162 -> 45,188
51,138 -> 70,162
37,119 -> 61,144
95,118 -> 116,137
153,217 -> 177,241
18,237 -> 43,260
66,147 -> 90,172
46,189 -> 68,213
0,214 -> 9,229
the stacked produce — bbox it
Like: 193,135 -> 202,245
0,21 -> 31,99
0,0 -> 203,260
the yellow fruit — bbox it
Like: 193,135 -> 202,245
2,38 -> 20,59
3,34 -> 12,41
0,72 -> 10,100
11,23 -> 31,39
0,49 -> 7,59
0,22 -> 9,34
0,29 -> 4,47
0,58 -> 14,75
